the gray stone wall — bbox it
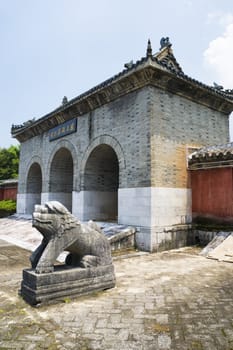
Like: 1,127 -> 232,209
18,85 -> 230,198
17,81 -> 231,251
18,87 -> 152,197
17,141 -> 43,194
85,88 -> 151,189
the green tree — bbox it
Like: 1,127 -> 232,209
0,145 -> 20,180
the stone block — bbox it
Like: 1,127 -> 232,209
135,228 -> 151,252
108,227 -> 136,251
16,193 -> 27,214
20,264 -> 115,305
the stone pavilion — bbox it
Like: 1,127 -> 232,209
12,38 -> 233,252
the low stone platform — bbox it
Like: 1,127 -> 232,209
20,264 -> 115,306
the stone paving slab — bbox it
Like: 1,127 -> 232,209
0,241 -> 233,349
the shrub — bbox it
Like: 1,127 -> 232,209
0,200 -> 16,217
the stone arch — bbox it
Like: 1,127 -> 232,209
80,135 -> 126,189
45,139 -> 78,212
46,139 -> 78,180
84,144 -> 119,191
80,135 -> 125,221
48,145 -> 74,212
25,159 -> 43,214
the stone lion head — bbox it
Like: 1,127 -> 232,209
32,201 -> 79,241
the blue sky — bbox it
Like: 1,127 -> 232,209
1,0 -> 233,147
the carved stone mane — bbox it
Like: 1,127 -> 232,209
30,201 -> 112,274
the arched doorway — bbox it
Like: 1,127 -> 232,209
49,147 -> 73,211
26,162 -> 42,214
83,144 -> 119,221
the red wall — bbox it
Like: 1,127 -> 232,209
0,186 -> 17,201
191,167 -> 233,219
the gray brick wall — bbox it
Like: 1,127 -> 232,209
18,84 -> 230,196
18,87 -> 152,194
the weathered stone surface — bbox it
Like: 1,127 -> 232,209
30,201 -> 113,273
20,201 -> 116,305
20,264 -> 115,305
1,241 -> 233,349
206,233 -> 233,262
107,227 -> 136,251
199,231 -> 231,256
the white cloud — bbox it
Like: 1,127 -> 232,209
207,11 -> 233,27
204,13 -> 233,141
204,20 -> 233,89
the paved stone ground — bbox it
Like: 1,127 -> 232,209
0,240 -> 233,350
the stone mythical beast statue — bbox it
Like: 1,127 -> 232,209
30,201 -> 112,274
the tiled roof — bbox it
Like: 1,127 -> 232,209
0,178 -> 18,186
152,51 -> 233,101
11,39 -> 233,141
189,142 -> 233,169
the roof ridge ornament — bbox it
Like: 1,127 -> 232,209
159,37 -> 172,51
213,82 -> 224,91
146,39 -> 152,58
124,60 -> 134,69
62,96 -> 68,105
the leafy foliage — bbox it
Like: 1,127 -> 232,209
0,200 -> 16,217
0,145 -> 20,180
0,200 -> 16,211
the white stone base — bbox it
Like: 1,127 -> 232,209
72,191 -> 84,219
118,186 -> 192,251
118,187 -> 191,226
150,224 -> 194,252
151,187 -> 192,226
118,187 -> 151,227
41,192 -> 49,204
16,186 -> 193,252
72,190 -> 117,221
16,193 -> 27,214
17,193 -> 41,214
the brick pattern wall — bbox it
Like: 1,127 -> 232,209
149,86 -> 229,188
18,87 -> 152,195
84,145 -> 119,191
17,85 -> 230,216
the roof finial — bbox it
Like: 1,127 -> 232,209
146,39 -> 152,58
159,37 -> 172,50
62,96 -> 68,105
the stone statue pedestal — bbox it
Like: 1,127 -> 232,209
19,201 -> 116,306
20,264 -> 115,306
